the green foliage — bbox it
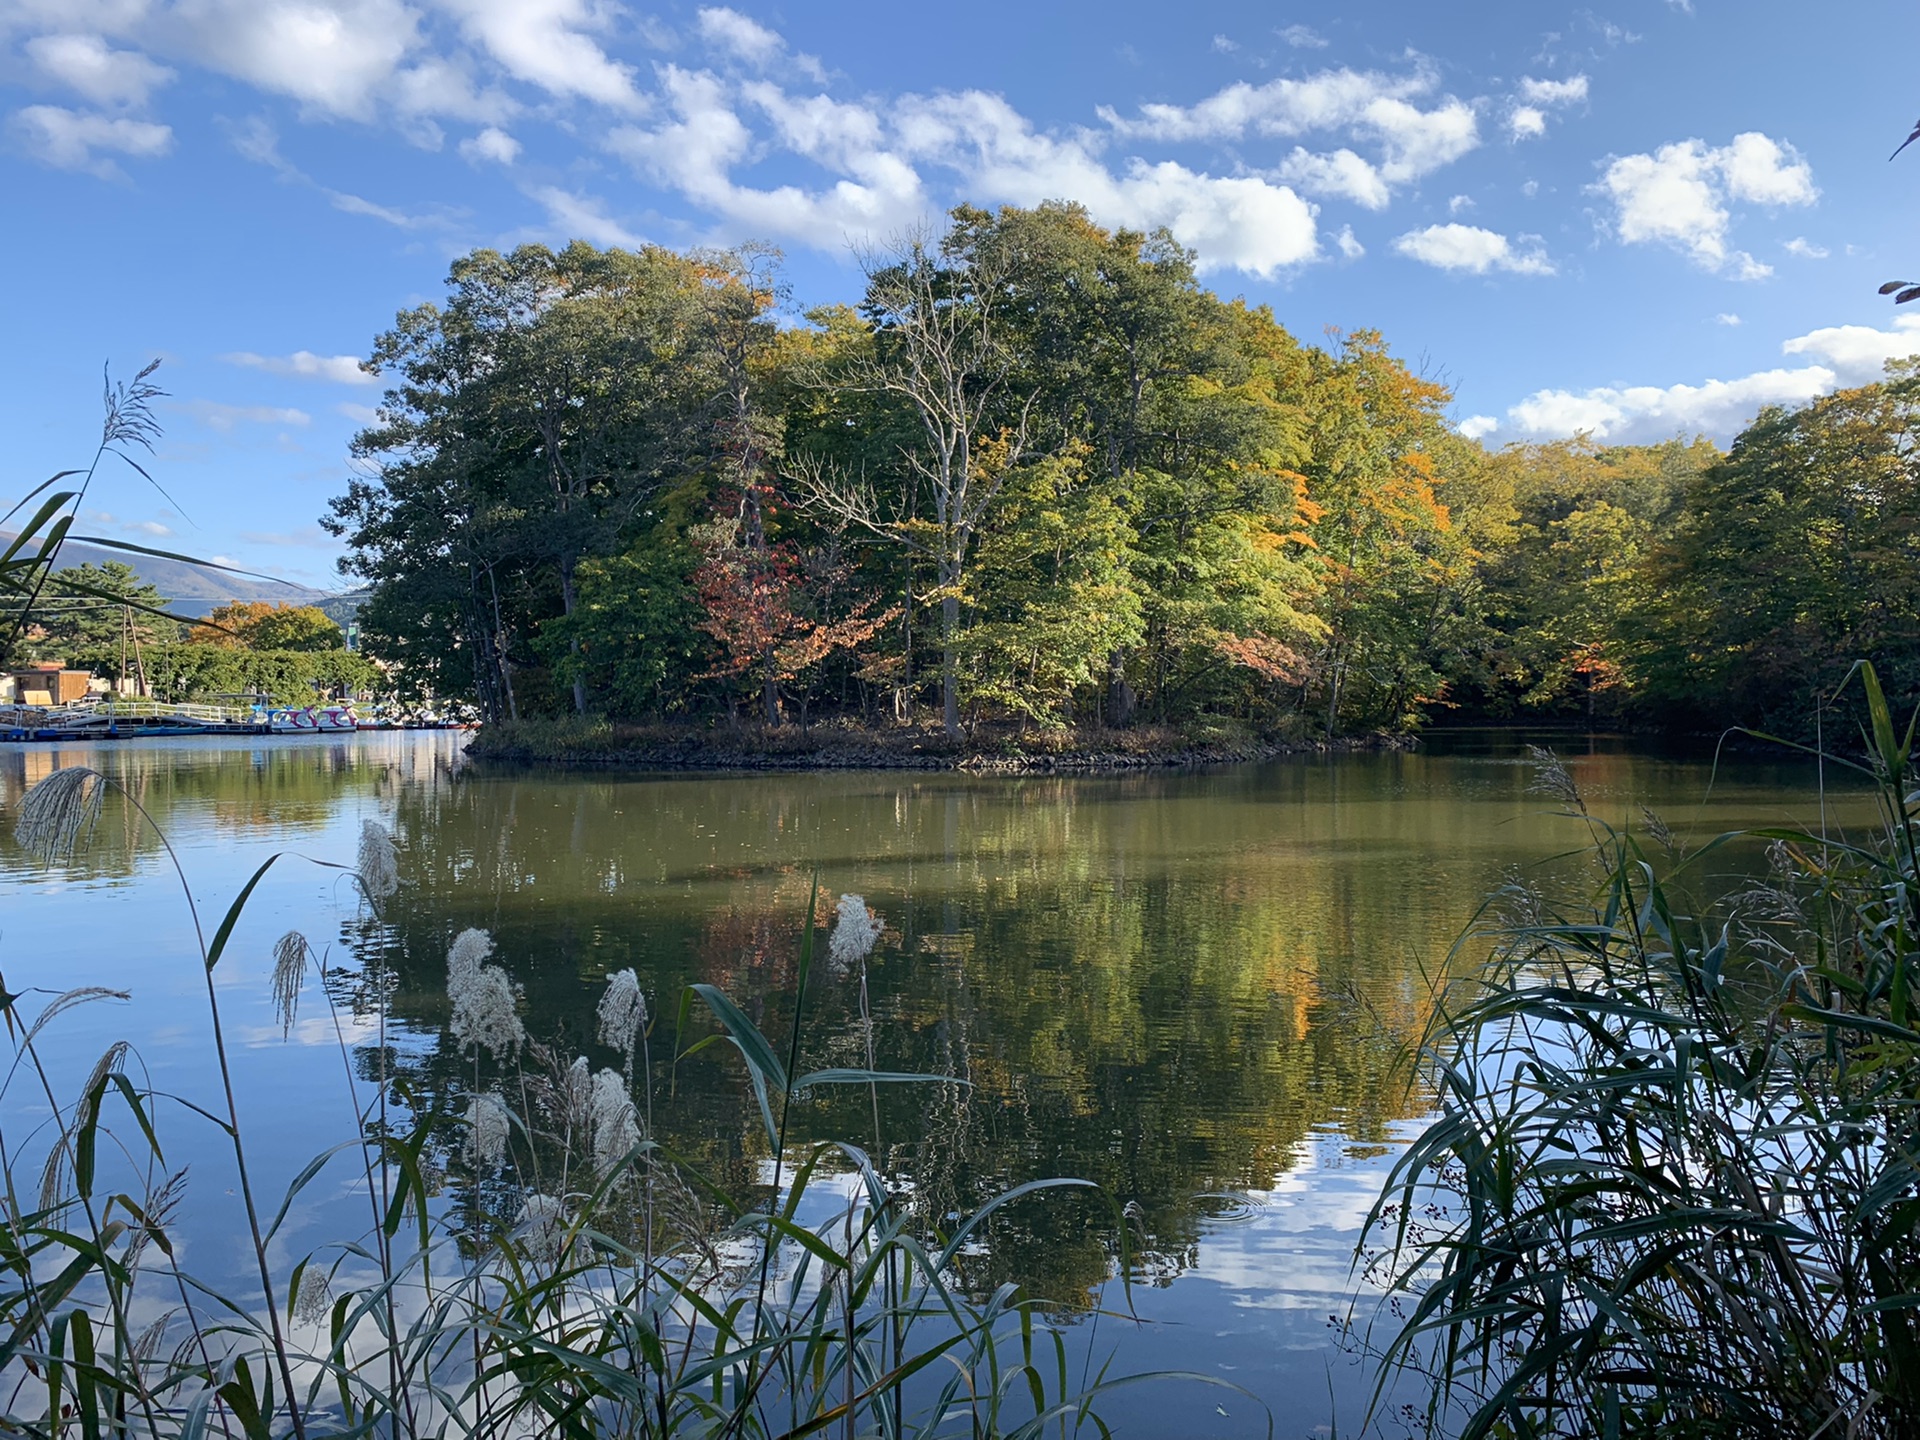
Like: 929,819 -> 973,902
959,450 -> 1143,726
328,216 -> 1920,744
1631,375 -> 1920,732
1365,677 -> 1920,1437
27,561 -> 175,656
540,527 -> 707,718
62,641 -> 382,704
191,601 -> 344,652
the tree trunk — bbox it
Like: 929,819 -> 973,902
559,553 -> 587,716
1106,649 -> 1135,727
941,579 -> 961,740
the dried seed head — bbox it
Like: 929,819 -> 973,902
448,961 -> 524,1060
590,1067 -> 641,1173
447,928 -> 494,983
596,969 -> 647,1056
465,1092 -> 511,1168
127,1168 -> 185,1276
1640,806 -> 1675,852
1525,745 -> 1584,812
514,1193 -> 568,1264
15,767 -> 106,862
38,1040 -> 129,1210
357,819 -> 399,903
293,1267 -> 331,1327
828,893 -> 884,978
271,932 -> 311,1038
131,1313 -> 172,1369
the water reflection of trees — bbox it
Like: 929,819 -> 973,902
366,761 -> 1505,1305
0,736 -> 459,877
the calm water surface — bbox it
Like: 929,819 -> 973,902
0,733 -> 1873,1436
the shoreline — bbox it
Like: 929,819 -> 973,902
463,724 -> 1419,775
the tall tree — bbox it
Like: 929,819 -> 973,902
328,243 -> 725,720
802,214 -> 1035,738
1633,370 -> 1920,730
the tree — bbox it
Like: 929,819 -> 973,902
799,214 -> 1035,739
329,243 -> 727,721
958,447 -> 1143,727
1633,370 -> 1920,731
29,561 -> 171,654
190,601 -> 343,652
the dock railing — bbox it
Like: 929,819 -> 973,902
0,697 -> 265,729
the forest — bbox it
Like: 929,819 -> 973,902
325,202 -> 1920,742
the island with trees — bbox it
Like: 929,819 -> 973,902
322,203 -> 1920,769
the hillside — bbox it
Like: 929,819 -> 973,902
3,531 -> 358,619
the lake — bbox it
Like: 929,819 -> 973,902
0,732 -> 1871,1436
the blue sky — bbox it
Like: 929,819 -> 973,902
2,0 -> 1915,588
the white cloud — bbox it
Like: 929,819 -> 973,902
186,401 -> 313,432
440,0 -> 644,110
1517,75 -> 1588,106
388,57 -> 514,125
163,0 -> 422,120
1211,34 -> 1238,54
224,350 -> 373,385
895,88 -> 1318,274
614,69 -> 1319,274
1504,370 -> 1832,440
459,124 -> 520,164
1508,105 -> 1546,140
1715,312 -> 1741,326
697,7 -> 782,66
327,188 -> 437,228
1392,223 -> 1552,276
1272,146 -> 1388,209
1333,224 -> 1363,259
1782,313 -> 1920,379
696,6 -> 825,82
11,104 -> 170,175
127,519 -> 173,536
1458,415 -> 1498,440
1719,131 -> 1816,205
1507,74 -> 1584,141
1447,193 -> 1474,214
529,186 -> 645,248
26,33 -> 172,107
1783,236 -> 1828,259
337,402 -> 381,424
1277,24 -> 1327,48
228,117 -> 449,228
1476,316 -> 1920,444
1596,131 -> 1816,274
1098,64 -> 1478,186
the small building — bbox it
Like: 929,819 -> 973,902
6,666 -> 93,705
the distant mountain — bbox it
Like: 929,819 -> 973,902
1,531 -> 358,619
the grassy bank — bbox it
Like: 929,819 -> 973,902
465,716 -> 1418,774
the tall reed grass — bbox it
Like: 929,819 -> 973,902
1362,663 -> 1920,1438
0,766 -> 1251,1437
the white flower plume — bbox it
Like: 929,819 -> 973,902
590,1067 -> 641,1172
465,1092 -> 511,1167
597,968 -> 647,1056
828,893 -> 883,977
447,930 -> 524,1059
357,818 -> 399,901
